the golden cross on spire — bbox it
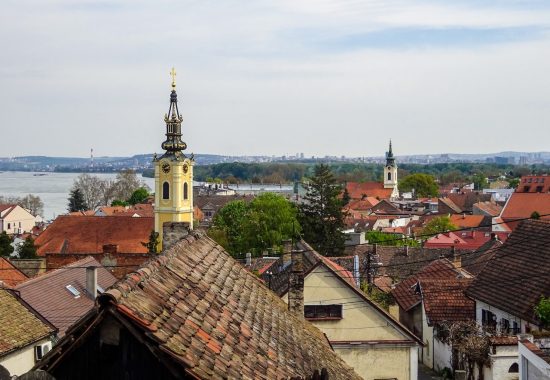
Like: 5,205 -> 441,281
170,67 -> 177,90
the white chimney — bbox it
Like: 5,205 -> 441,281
86,266 -> 98,300
245,252 -> 252,266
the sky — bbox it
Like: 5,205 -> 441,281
1,0 -> 550,158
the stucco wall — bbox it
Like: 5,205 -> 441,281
433,336 -> 452,372
422,306 -> 434,368
0,338 -> 49,376
1,206 -> 35,234
335,346 -> 411,380
287,266 -> 418,380
475,299 -> 531,333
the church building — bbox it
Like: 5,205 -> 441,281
345,141 -> 400,201
153,69 -> 194,249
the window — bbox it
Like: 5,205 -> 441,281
536,186 -> 544,193
512,321 -> 519,334
66,285 -> 81,298
7,223 -> 10,229
162,182 -> 170,199
387,172 -> 392,181
482,309 -> 497,330
508,363 -> 519,373
501,318 -> 510,333
183,182 -> 188,200
523,186 -> 530,192
304,305 -> 343,320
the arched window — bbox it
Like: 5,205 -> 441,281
508,363 -> 518,373
162,182 -> 170,199
387,172 -> 392,181
183,182 -> 188,200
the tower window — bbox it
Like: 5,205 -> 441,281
162,182 -> 170,200
387,172 -> 392,181
183,182 -> 188,200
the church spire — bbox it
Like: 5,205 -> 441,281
161,68 -> 187,156
386,139 -> 395,167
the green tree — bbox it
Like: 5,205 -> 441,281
365,231 -> 419,247
507,178 -> 520,189
210,200 -> 250,255
472,173 -> 489,191
244,193 -> 300,254
0,231 -> 14,257
128,187 -> 149,205
67,188 -> 87,212
422,216 -> 458,237
142,230 -> 160,253
342,186 -> 351,206
17,236 -> 37,259
531,211 -> 541,220
535,296 -> 550,327
111,200 -> 129,207
298,164 -> 347,256
398,173 -> 439,198
210,194 -> 300,257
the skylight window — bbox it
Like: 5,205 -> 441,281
97,285 -> 105,294
66,284 -> 80,298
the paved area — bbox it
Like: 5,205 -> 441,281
418,364 -> 444,380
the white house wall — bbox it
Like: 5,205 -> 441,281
484,344 -> 520,380
475,299 -> 530,333
1,206 -> 36,234
0,338 -> 49,376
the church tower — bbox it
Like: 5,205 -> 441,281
153,68 -> 194,249
383,140 -> 399,198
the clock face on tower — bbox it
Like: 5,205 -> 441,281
162,162 -> 171,174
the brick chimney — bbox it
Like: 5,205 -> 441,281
282,239 -> 292,263
86,266 -> 98,300
452,246 -> 462,271
288,249 -> 304,317
162,222 -> 190,251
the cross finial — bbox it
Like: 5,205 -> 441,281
170,67 -> 177,90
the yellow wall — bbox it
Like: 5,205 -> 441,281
285,265 -> 417,379
154,157 -> 194,250
335,346 -> 411,380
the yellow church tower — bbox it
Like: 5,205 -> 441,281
154,68 -> 194,249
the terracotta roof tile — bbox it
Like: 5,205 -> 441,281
467,219 -> 550,324
35,215 -> 153,255
420,278 -> 475,324
15,256 -> 117,336
0,289 -> 55,357
345,182 -> 393,200
501,193 -> 550,221
102,233 -> 361,379
0,257 -> 28,287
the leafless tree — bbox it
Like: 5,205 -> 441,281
19,194 -> 44,216
72,174 -> 105,210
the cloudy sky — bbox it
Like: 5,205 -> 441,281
1,0 -> 549,158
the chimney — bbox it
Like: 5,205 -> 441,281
86,266 -> 98,300
288,249 -> 304,317
102,244 -> 118,255
404,245 -> 409,256
282,239 -> 292,263
452,246 -> 462,271
245,252 -> 252,266
162,222 -> 190,251
353,255 -> 360,287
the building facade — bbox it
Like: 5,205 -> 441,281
154,69 -> 194,249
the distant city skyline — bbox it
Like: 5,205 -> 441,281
1,1 -> 550,157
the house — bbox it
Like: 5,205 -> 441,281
15,256 -> 117,337
483,336 -> 520,380
0,289 -> 56,376
467,219 -> 550,335
444,193 -> 492,214
265,241 -> 422,380
345,181 -> 395,201
391,259 -> 474,371
423,230 -> 507,250
519,336 -> 550,379
500,192 -> 550,230
449,214 -> 491,229
0,204 -> 37,235
516,174 -> 550,193
94,204 -> 154,218
34,229 -> 361,380
34,215 -> 154,278
473,201 -> 503,217
0,257 -> 28,287
194,194 -> 255,225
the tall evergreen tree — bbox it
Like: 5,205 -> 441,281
67,188 -> 87,212
17,236 -> 37,259
0,231 -> 14,257
142,230 -> 160,253
298,164 -> 347,256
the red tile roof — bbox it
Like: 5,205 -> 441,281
449,214 -> 487,229
0,257 -> 28,287
424,230 -> 507,250
501,193 -> 550,221
0,289 -> 56,357
345,182 -> 394,200
95,233 -> 362,379
467,219 -> 550,325
35,215 -> 153,255
516,175 -> 550,193
473,201 -> 503,217
420,278 -> 475,324
15,256 -> 117,336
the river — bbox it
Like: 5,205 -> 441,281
0,172 -> 154,220
0,171 -> 294,220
